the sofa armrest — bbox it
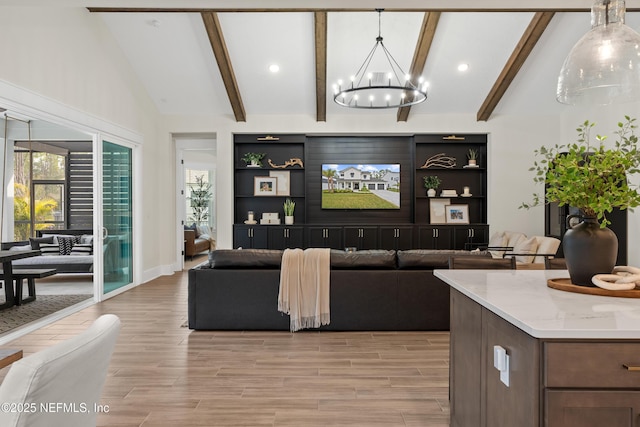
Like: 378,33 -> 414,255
184,229 -> 196,255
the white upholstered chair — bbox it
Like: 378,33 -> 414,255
0,314 -> 121,427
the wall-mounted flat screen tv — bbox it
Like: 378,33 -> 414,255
321,164 -> 400,209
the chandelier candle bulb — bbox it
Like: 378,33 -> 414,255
332,9 -> 428,109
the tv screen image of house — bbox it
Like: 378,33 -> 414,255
321,164 -> 400,209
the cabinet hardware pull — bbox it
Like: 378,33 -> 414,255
623,364 -> 640,371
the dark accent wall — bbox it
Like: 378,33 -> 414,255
305,136 -> 413,224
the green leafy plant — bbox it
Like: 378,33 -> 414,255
467,149 -> 478,161
423,175 -> 441,190
188,175 -> 212,225
241,152 -> 266,166
283,198 -> 295,216
520,116 -> 640,227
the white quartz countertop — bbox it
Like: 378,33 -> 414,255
435,269 -> 640,339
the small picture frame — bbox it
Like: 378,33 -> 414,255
254,176 -> 278,196
445,204 -> 469,224
269,170 -> 290,196
429,198 -> 450,224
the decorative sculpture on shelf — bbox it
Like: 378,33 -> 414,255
420,153 -> 456,169
268,158 -> 304,169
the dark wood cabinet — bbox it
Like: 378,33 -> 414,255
233,133 -> 489,249
307,227 -> 343,249
268,226 -> 305,250
343,226 -> 378,250
417,226 -> 453,249
450,288 -> 640,427
453,224 -> 489,250
378,226 -> 413,250
546,391 -> 640,427
233,225 -> 268,249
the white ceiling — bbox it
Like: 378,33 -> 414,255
15,1 -> 640,121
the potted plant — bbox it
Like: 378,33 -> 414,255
521,116 -> 640,286
423,175 -> 441,197
188,175 -> 212,225
242,152 -> 266,167
283,198 -> 295,225
466,149 -> 479,167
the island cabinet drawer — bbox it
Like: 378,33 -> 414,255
545,342 -> 640,388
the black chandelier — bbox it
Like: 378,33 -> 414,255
332,9 -> 428,109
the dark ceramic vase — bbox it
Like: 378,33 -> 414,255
563,215 -> 618,286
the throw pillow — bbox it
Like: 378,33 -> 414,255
58,236 -> 76,255
70,243 -> 93,256
197,225 -> 212,237
29,236 -> 54,250
513,237 -> 538,264
9,244 -> 31,251
39,243 -> 60,256
80,234 -> 94,245
487,231 -> 508,259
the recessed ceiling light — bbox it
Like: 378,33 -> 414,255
269,64 -> 280,73
458,63 -> 469,72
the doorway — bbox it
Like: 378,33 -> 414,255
175,135 -> 216,270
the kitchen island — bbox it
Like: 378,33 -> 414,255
435,269 -> 640,427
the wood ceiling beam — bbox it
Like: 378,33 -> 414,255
315,12 -> 327,122
476,11 -> 555,122
89,8 -> 633,13
201,12 -> 246,122
397,11 -> 440,122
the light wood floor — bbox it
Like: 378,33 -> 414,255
0,259 -> 451,427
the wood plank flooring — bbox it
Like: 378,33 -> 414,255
0,260 -> 450,426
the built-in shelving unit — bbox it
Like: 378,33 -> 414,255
233,133 -> 488,250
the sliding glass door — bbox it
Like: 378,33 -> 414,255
102,140 -> 133,294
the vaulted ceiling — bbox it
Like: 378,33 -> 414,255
83,2 -> 640,122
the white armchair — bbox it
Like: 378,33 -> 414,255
0,314 -> 121,427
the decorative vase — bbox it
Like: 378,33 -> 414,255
285,215 -> 294,225
563,215 -> 618,286
427,188 -> 436,197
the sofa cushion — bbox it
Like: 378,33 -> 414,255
397,249 -> 490,269
488,231 -> 508,259
40,243 -> 60,256
533,236 -> 561,264
512,236 -> 538,263
70,243 -> 93,256
29,236 -> 54,250
330,250 -> 397,269
208,249 -> 283,269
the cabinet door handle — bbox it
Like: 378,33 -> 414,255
623,364 -> 640,371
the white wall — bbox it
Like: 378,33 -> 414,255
0,7 -> 172,280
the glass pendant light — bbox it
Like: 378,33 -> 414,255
557,0 -> 640,105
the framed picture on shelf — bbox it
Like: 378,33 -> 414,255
445,204 -> 469,224
254,176 -> 278,196
429,198 -> 450,224
269,170 -> 290,196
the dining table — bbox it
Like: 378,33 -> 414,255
0,250 -> 40,310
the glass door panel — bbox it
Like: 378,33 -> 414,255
102,140 -> 133,294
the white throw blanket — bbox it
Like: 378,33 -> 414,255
278,248 -> 331,332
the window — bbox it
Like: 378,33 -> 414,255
13,149 -> 67,240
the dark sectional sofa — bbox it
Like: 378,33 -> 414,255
188,248 -> 491,331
